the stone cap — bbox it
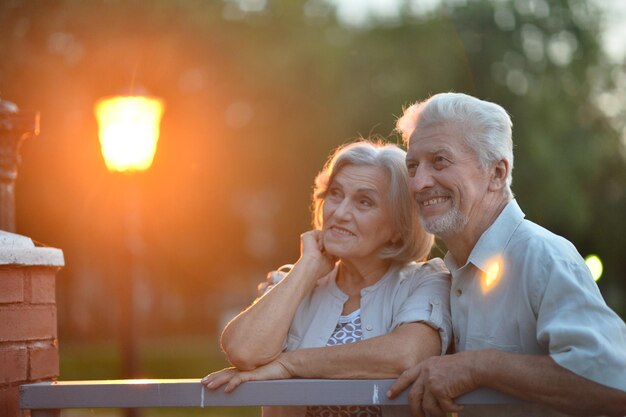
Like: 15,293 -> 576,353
0,231 -> 64,267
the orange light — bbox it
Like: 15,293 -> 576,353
95,96 -> 164,172
481,256 -> 503,294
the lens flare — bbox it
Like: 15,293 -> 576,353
584,254 -> 603,282
481,256 -> 503,294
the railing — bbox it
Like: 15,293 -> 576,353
20,378 -> 528,417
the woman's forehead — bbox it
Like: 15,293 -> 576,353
332,165 -> 389,193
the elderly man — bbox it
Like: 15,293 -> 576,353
387,93 -> 626,417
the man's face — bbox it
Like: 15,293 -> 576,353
405,122 -> 491,239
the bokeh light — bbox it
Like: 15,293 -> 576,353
585,254 -> 603,282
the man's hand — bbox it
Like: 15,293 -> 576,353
202,358 -> 293,393
387,353 -> 479,417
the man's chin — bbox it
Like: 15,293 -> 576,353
420,213 -> 467,237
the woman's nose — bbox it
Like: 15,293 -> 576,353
332,199 -> 352,220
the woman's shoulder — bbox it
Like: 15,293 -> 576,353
376,259 -> 450,311
398,257 -> 449,277
381,259 -> 450,293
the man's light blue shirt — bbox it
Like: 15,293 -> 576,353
444,199 -> 626,392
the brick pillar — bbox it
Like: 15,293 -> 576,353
0,231 -> 64,417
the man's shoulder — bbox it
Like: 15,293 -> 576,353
508,218 -> 580,263
505,218 -> 594,300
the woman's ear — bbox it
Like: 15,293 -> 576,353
489,159 -> 509,192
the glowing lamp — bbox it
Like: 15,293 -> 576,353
95,95 -> 164,172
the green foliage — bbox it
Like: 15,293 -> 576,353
0,0 -> 624,355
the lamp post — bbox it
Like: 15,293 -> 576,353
0,99 -> 39,232
94,95 -> 164,409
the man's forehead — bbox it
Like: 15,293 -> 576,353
407,122 -> 466,152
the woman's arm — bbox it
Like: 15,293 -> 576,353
204,321 -> 441,392
220,231 -> 335,371
279,321 -> 440,379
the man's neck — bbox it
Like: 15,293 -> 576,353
443,196 -> 511,267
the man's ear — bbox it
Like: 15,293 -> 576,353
488,159 -> 509,192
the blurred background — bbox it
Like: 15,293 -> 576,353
1,0 -> 625,415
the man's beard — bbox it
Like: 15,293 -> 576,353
419,204 -> 469,237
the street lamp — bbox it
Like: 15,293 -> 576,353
94,94 -> 164,400
95,95 -> 164,172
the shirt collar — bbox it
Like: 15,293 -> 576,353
444,199 -> 525,273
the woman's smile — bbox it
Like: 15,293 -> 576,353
327,225 -> 356,238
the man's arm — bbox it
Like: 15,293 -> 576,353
388,349 -> 626,417
473,349 -> 626,416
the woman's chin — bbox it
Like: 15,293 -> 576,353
322,241 -> 344,258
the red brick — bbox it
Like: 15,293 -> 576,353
0,269 -> 25,304
28,270 -> 56,304
0,346 -> 27,384
0,385 -> 21,417
28,346 -> 59,380
0,306 -> 57,342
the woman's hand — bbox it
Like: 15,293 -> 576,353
201,359 -> 293,393
201,367 -> 239,391
298,230 -> 336,279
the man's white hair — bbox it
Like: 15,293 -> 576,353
397,92 -> 514,198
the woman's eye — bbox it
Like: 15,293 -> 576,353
360,199 -> 373,207
328,188 -> 342,199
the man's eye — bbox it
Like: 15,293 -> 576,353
406,162 -> 418,177
434,156 -> 449,168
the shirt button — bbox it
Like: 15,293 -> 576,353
455,288 -> 462,297
365,324 -> 373,331
432,298 -> 440,305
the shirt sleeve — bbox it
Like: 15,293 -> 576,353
535,255 -> 626,391
391,259 -> 452,355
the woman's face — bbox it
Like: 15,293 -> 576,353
321,164 -> 398,263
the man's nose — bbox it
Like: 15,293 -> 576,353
409,166 -> 435,193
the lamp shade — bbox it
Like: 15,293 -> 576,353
95,95 -> 164,172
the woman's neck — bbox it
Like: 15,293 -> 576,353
336,258 -> 392,297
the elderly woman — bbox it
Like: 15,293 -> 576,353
202,140 -> 451,417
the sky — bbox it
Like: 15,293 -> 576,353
596,0 -> 626,62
